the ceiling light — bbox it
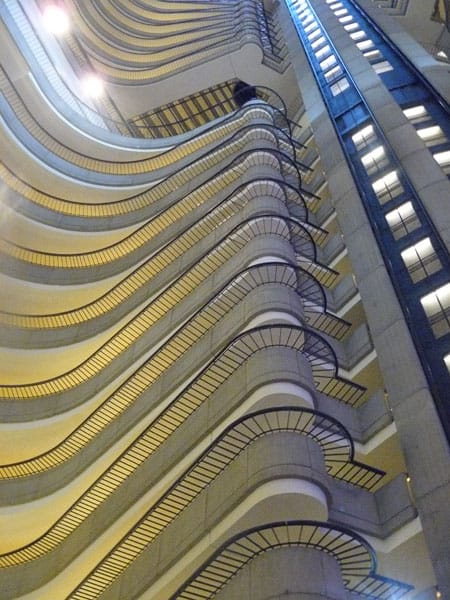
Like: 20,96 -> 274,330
42,5 -> 70,35
81,73 -> 104,98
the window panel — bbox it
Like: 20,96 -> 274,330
360,145 -> 388,175
385,202 -> 421,240
351,123 -> 375,150
421,283 -> 450,338
434,150 -> 450,174
320,55 -> 337,70
417,126 -> 447,147
372,170 -> 403,203
403,105 -> 428,123
373,60 -> 393,74
330,77 -> 350,96
401,238 -> 441,283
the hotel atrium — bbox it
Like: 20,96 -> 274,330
0,0 -> 449,599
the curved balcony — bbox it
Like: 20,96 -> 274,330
0,76 -> 293,185
55,424 -> 411,600
1,407 -> 402,597
173,521 -> 413,600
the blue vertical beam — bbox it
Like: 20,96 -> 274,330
286,0 -> 450,443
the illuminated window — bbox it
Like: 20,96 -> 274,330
421,283 -> 450,338
334,8 -> 348,16
308,29 -> 322,41
311,35 -> 326,49
444,354 -> 450,373
372,170 -> 403,203
329,2 -> 343,8
304,21 -> 319,33
320,55 -> 337,71
344,22 -> 359,31
403,105 -> 428,123
352,123 -> 375,150
350,30 -> 366,41
363,49 -> 382,61
339,15 -> 353,23
315,45 -> 331,59
360,145 -> 388,174
385,202 -> 421,240
434,150 -> 450,173
357,39 -> 374,51
417,126 -> 446,146
401,238 -> 441,283
373,60 -> 393,74
324,64 -> 343,81
330,77 -> 350,96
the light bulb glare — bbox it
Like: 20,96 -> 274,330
43,5 -> 70,35
81,74 -> 104,98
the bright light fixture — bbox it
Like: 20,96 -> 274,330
81,73 -> 104,98
42,5 -> 70,35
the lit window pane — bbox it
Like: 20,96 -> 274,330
324,65 -> 343,81
308,29 -> 322,41
444,354 -> 450,373
352,124 -> 375,149
304,22 -> 319,33
373,60 -> 393,74
360,145 -> 387,174
372,170 -> 403,203
364,49 -> 382,61
434,150 -> 450,173
350,30 -> 366,41
417,126 -> 446,147
320,55 -> 337,70
421,283 -> 450,338
311,36 -> 326,49
330,77 -> 350,96
385,202 -> 421,240
357,40 -> 374,51
401,238 -> 441,283
403,105 -> 428,123
315,45 -> 331,59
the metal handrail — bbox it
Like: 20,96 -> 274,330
0,407 -> 379,577
0,220 -> 347,340
171,521 -> 413,599
0,73 -> 285,178
0,312 -> 358,480
0,217 -> 300,403
0,146 -> 305,273
0,241 -> 355,413
0,181 -> 306,333
0,143 -> 301,227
